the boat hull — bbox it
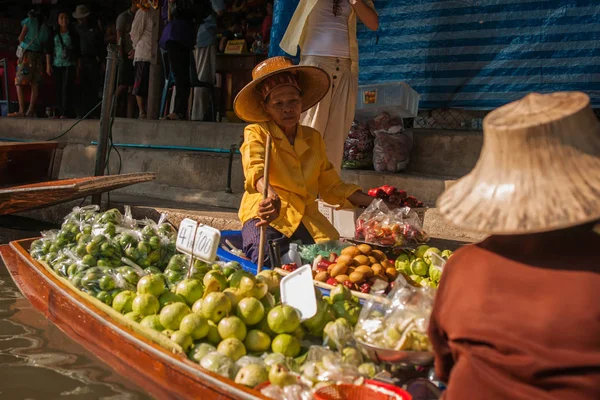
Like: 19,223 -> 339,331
0,240 -> 266,400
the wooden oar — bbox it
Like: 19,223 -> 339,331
256,134 -> 273,274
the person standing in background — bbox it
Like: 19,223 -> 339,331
73,4 -> 104,119
280,0 -> 378,173
130,2 -> 157,120
159,0 -> 197,120
261,0 -> 273,45
190,0 -> 225,121
8,8 -> 49,118
115,1 -> 138,118
45,11 -> 80,119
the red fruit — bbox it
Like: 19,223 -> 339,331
317,260 -> 333,270
397,190 -> 408,200
343,280 -> 354,290
380,185 -> 397,197
326,278 -> 338,286
282,263 -> 298,272
359,283 -> 371,294
404,196 -> 419,208
368,188 -> 379,197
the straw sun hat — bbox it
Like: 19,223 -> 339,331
437,91 -> 600,235
234,56 -> 330,123
72,5 -> 91,19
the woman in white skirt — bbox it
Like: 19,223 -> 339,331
280,0 -> 378,172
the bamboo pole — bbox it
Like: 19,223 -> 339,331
256,134 -> 273,274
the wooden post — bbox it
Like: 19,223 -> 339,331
147,7 -> 161,120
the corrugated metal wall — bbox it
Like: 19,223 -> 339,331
271,0 -> 600,110
358,0 -> 600,109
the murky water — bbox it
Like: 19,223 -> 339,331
0,228 -> 152,400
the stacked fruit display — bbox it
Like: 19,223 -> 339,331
394,245 -> 453,289
311,244 -> 398,294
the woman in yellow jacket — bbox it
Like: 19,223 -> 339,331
234,57 -> 374,265
280,0 -> 378,173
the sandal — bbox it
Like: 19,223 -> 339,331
25,110 -> 35,118
7,112 -> 25,118
165,112 -> 184,121
138,112 -> 147,120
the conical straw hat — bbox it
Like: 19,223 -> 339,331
437,92 -> 600,235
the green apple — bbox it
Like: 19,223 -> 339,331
191,298 -> 203,314
132,293 -> 160,316
244,330 -> 271,353
236,297 -> 265,326
112,290 -> 135,314
268,363 -> 298,387
203,271 -> 228,293
175,279 -> 204,306
302,299 -> 335,337
170,330 -> 193,351
267,305 -> 300,334
441,249 -> 453,259
140,315 -> 164,331
235,364 -> 268,388
179,313 -> 210,340
159,291 -> 186,308
137,274 -> 166,297
423,247 -> 442,265
218,316 -> 247,341
206,320 -> 222,345
217,338 -> 246,361
414,245 -> 430,260
223,288 -> 244,309
410,259 -> 429,276
271,334 -> 301,358
332,300 -> 361,326
228,270 -> 255,289
256,270 -> 281,295
200,292 -> 232,323
159,302 -> 191,330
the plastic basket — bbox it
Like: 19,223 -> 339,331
314,380 -> 412,400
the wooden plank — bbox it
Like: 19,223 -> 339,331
2,241 -> 269,400
0,141 -> 65,186
0,173 -> 156,215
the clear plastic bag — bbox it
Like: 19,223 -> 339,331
368,112 -> 404,133
163,254 -> 212,289
355,199 -> 429,247
354,276 -> 434,352
373,131 -> 413,173
300,346 -> 361,386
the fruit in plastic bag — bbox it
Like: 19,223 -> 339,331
268,363 -> 298,387
201,351 -> 235,378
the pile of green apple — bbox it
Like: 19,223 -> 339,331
110,264 -> 366,390
394,245 -> 453,288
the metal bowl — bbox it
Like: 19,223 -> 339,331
356,339 -> 434,367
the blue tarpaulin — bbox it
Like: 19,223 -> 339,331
271,0 -> 600,110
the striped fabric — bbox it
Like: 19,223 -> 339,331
357,0 -> 600,109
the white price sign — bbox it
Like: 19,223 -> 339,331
176,218 -> 221,263
280,265 -> 317,321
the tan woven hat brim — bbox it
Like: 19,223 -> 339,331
437,92 -> 600,235
234,65 -> 331,123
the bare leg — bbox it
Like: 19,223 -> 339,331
16,85 -> 25,114
136,96 -> 147,119
27,84 -> 39,117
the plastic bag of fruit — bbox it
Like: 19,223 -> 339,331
300,346 -> 362,386
354,276 -> 434,352
368,112 -> 404,133
355,199 -> 428,247
372,130 -> 413,173
342,121 -> 374,170
163,254 -> 215,289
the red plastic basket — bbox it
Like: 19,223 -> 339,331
314,380 -> 412,400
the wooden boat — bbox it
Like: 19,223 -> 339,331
0,173 -> 156,215
0,239 -> 268,400
0,141 -> 64,186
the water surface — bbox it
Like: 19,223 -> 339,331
0,227 -> 151,400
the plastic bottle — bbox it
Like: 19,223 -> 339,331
281,243 -> 302,266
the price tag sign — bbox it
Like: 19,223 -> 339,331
176,218 -> 221,263
280,265 -> 317,321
